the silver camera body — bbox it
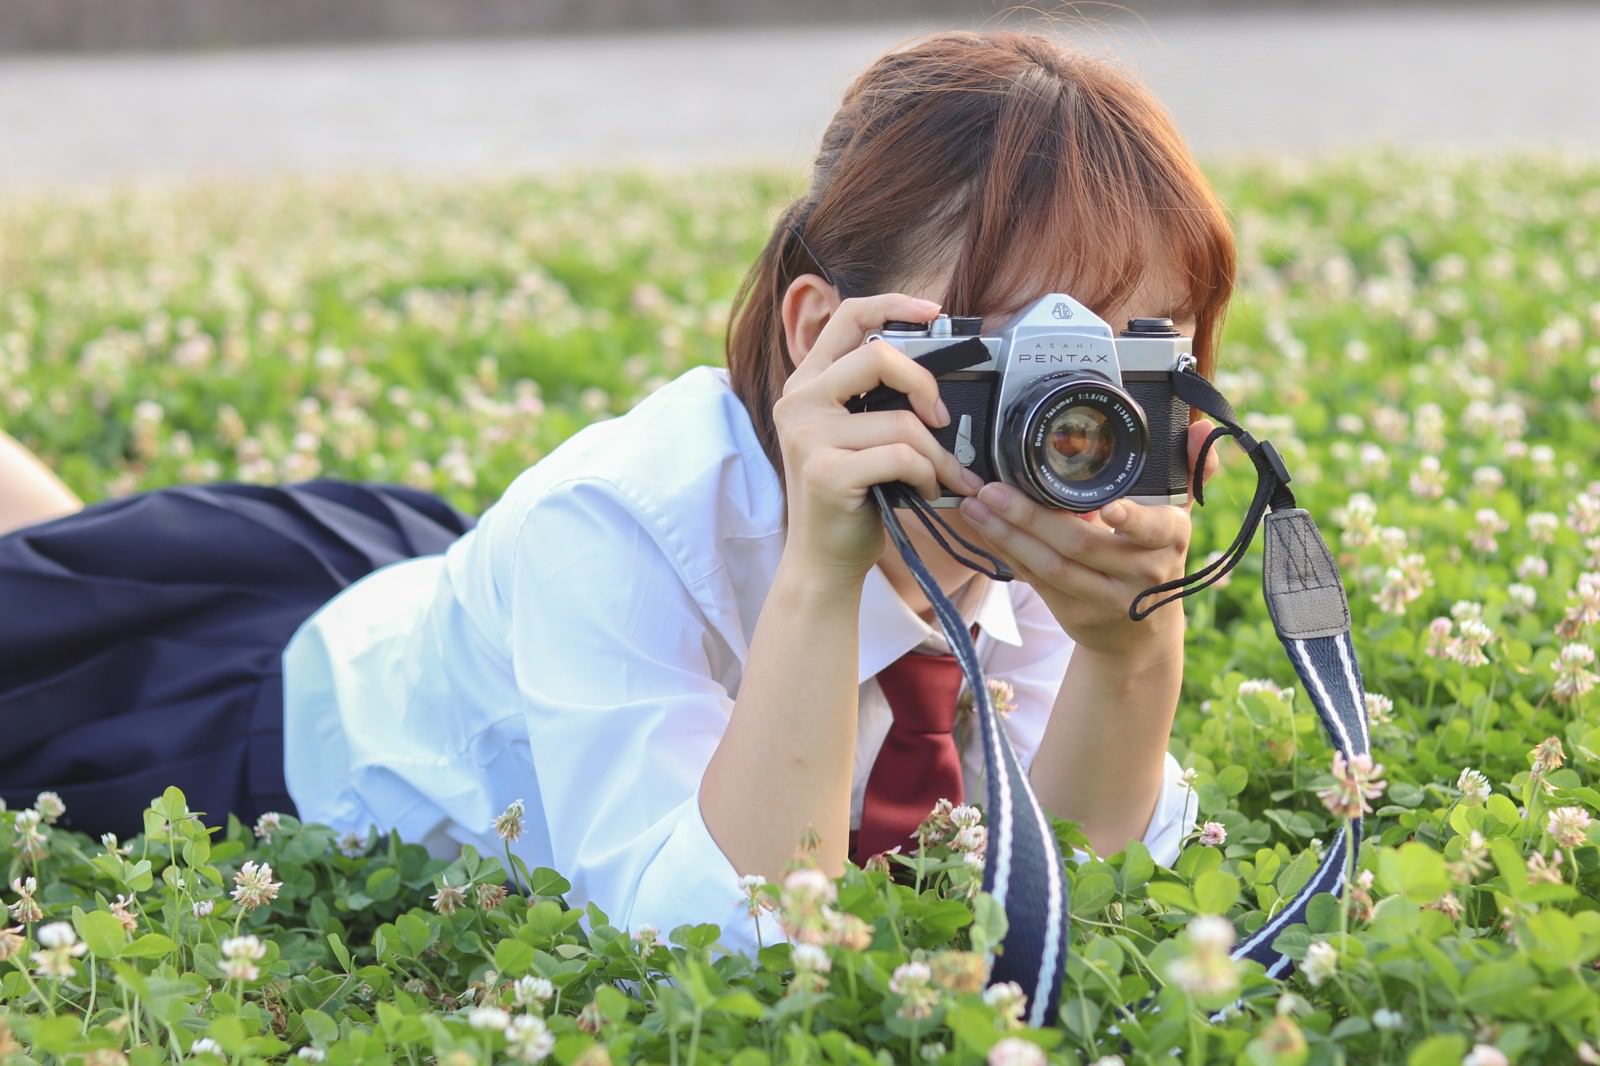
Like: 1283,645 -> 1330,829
863,292 -> 1195,512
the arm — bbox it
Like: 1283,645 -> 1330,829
1028,608 -> 1186,857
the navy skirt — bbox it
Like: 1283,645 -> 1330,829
0,480 -> 474,841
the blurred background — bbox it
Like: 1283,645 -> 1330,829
2,0 -> 1597,186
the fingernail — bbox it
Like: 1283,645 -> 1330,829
960,497 -> 991,522
1102,501 -> 1126,524
960,468 -> 984,493
935,398 -> 952,426
978,482 -> 1017,510
913,298 -> 942,313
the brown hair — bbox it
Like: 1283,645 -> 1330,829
724,29 -> 1236,488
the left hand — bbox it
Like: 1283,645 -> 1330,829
957,418 -> 1222,659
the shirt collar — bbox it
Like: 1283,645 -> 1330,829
857,563 -> 1022,685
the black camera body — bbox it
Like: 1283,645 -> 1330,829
853,292 -> 1195,512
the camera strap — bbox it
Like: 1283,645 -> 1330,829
869,362 -> 1371,1028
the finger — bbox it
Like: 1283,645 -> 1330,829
837,441 -> 943,503
964,482 -> 1152,579
1186,419 -> 1220,504
814,339 -> 946,428
1098,498 -> 1190,552
962,502 -> 1122,604
826,410 -> 980,497
789,293 -> 942,385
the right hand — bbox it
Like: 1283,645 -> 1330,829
773,293 -> 985,583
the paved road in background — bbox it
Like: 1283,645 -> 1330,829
2,6 -> 1597,186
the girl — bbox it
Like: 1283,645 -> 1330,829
1,28 -> 1230,954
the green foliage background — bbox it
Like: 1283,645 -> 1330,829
1,154 -> 1599,1063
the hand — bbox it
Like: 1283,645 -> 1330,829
774,293 -> 984,583
957,419 -> 1223,659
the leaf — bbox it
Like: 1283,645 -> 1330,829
1072,872 -> 1116,915
1217,765 -> 1249,796
1377,842 -> 1451,903
327,933 -> 351,972
1119,840 -> 1154,892
300,1008 -> 339,1046
713,990 -> 767,1019
396,913 -> 432,957
73,906 -> 129,959
1146,882 -> 1197,913
1407,1034 -> 1469,1066
122,934 -> 177,959
1276,848 -> 1320,900
493,937 -> 535,978
1192,870 -> 1240,914
365,867 -> 400,903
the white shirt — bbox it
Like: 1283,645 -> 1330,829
282,364 -> 1196,956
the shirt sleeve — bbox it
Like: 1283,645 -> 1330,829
977,581 -> 1197,869
508,479 -> 778,957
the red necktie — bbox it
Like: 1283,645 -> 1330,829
851,623 -> 979,865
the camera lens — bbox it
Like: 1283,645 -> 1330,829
1000,374 -> 1149,511
1044,405 -> 1117,482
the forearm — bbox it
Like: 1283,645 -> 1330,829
1027,608 -> 1186,856
0,430 -> 82,536
700,555 -> 863,881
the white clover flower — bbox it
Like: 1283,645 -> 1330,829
949,804 -> 983,830
1553,644 -> 1598,704
430,876 -> 467,916
1318,752 -> 1388,820
1457,767 -> 1492,804
1528,511 -> 1560,544
513,975 -> 555,1008
467,1005 -> 511,1030
890,961 -> 933,996
253,811 -> 282,842
791,943 -> 831,974
31,921 -> 87,979
1424,617 -> 1455,659
1463,1045 -> 1509,1066
32,791 -> 65,824
192,899 -> 215,919
1450,600 -> 1484,622
920,1042 -> 949,1062
1199,821 -> 1227,846
1409,455 -> 1447,499
1516,555 -> 1550,581
495,799 -> 526,844
987,1038 -> 1046,1066
1302,940 -> 1338,987
1372,1007 -> 1405,1031
1470,466 -> 1505,493
219,934 -> 267,982
230,861 -> 282,911
36,922 -> 78,950
982,980 -> 1028,1027
1570,492 -> 1600,536
1364,692 -> 1394,725
1166,916 -> 1239,999
1547,806 -> 1592,849
191,1037 -> 225,1056
631,923 -> 659,954
1470,508 -> 1509,553
505,1013 -> 556,1062
1449,619 -> 1495,666
296,1048 -> 326,1062
1506,583 -> 1537,616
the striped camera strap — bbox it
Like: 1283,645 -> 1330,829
871,366 -> 1371,1026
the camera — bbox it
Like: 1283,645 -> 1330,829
849,292 -> 1196,512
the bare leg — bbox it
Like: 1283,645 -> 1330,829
0,430 -> 84,536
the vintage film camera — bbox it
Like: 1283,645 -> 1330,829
848,292 -> 1196,512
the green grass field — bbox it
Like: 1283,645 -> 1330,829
2,154 -> 1598,1063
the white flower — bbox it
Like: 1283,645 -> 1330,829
792,943 -> 831,974
192,899 -> 215,919
191,1037 -> 225,1056
230,860 -> 283,911
1528,511 -> 1560,544
219,934 -> 267,982
1506,583 -> 1537,616
513,975 -> 555,1008
890,961 -> 933,996
1302,940 -> 1338,987
1372,1007 -> 1405,1031
33,791 -> 66,824
1553,643 -> 1598,704
468,1005 -> 510,1030
1457,767 -> 1492,804
296,1048 -> 326,1062
1199,821 -> 1227,846
982,980 -> 1028,1027
1449,619 -> 1495,666
1463,1045 -> 1509,1066
505,1013 -> 556,1062
495,799 -> 526,844
36,922 -> 78,950
632,923 -> 659,953
950,804 -> 983,830
1516,555 -> 1550,581
1548,806 -> 1592,849
986,1037 -> 1046,1066
1364,692 -> 1395,725
253,811 -> 283,842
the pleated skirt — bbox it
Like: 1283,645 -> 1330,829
0,480 -> 474,841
